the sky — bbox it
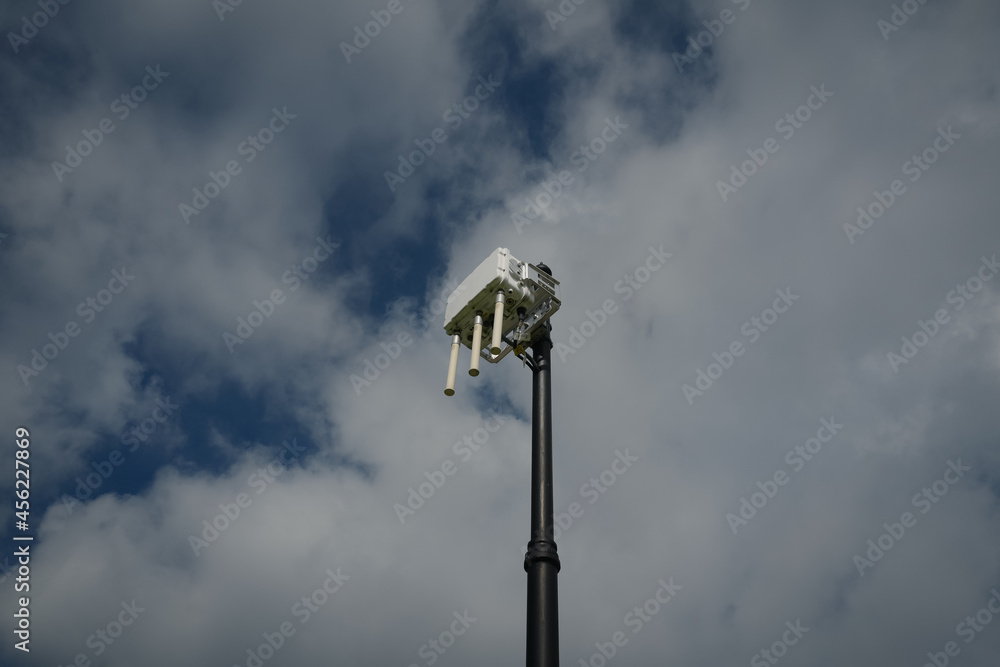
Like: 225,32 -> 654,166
1,0 -> 1000,665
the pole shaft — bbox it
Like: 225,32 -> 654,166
525,331 -> 559,667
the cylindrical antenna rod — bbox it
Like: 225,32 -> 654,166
444,333 -> 461,396
469,313 -> 484,376
491,291 -> 506,355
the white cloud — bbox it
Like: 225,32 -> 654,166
2,0 -> 1000,665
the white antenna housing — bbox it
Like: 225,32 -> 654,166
442,247 -> 560,395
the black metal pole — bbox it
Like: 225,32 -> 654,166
524,306 -> 560,667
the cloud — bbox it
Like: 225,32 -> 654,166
2,0 -> 1000,665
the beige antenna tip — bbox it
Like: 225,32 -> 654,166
469,313 -> 484,376
445,333 -> 460,396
